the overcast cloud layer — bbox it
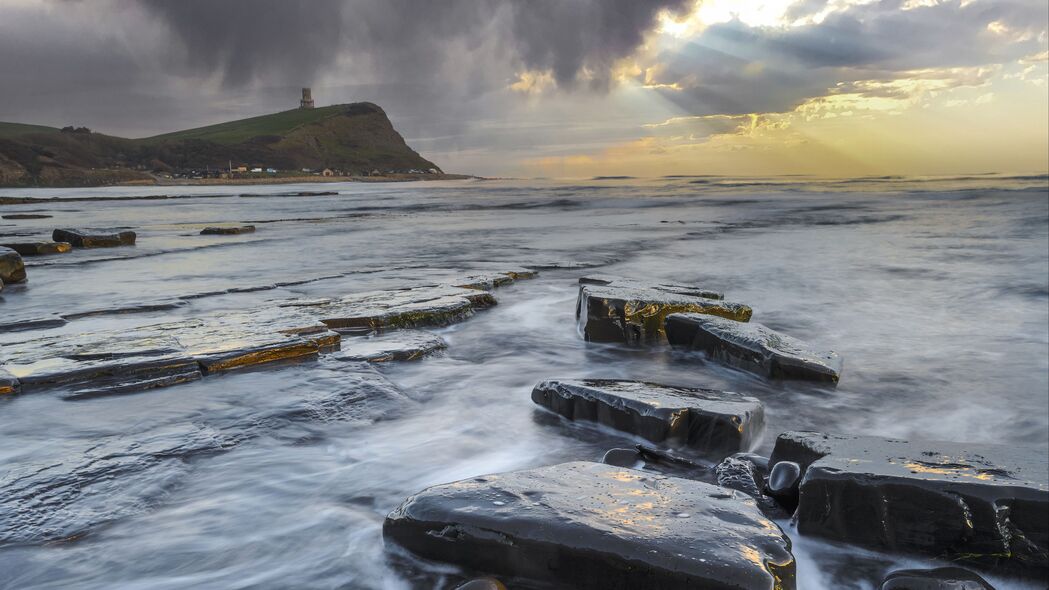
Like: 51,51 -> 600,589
0,0 -> 1045,175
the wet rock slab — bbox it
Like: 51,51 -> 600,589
52,228 -> 136,248
0,246 -> 27,283
1,241 -> 72,256
2,213 -> 53,220
454,269 -> 536,291
336,330 -> 447,362
576,275 -> 751,344
200,225 -> 256,235
770,431 -> 1049,574
384,461 -> 795,590
532,379 -> 764,457
289,284 -> 498,332
666,313 -> 842,383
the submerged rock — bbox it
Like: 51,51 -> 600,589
576,276 -> 750,344
0,241 -> 72,256
2,213 -> 52,219
52,228 -> 136,248
455,578 -> 507,590
0,246 -> 27,283
879,567 -> 996,590
601,444 -> 709,480
200,225 -> 256,235
336,330 -> 447,362
532,379 -> 765,457
666,313 -> 842,383
384,461 -> 796,590
770,431 -> 1049,574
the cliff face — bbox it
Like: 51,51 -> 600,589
0,103 -> 440,187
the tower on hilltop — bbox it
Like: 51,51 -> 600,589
300,87 -> 315,109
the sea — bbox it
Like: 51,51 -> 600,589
1,175 -> 1047,589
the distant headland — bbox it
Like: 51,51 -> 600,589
0,89 -> 462,188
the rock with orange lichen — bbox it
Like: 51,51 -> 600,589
532,379 -> 764,457
384,461 -> 795,590
576,276 -> 750,344
770,431 -> 1049,576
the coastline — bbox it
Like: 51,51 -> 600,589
0,172 -> 476,191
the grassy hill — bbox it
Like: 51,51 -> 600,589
145,105 -> 348,145
0,103 -> 440,187
0,122 -> 61,139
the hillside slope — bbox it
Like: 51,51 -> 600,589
0,103 -> 440,187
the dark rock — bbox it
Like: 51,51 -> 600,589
879,567 -> 996,590
764,461 -> 801,513
455,578 -> 507,590
200,225 -> 256,235
532,379 -> 764,457
770,431 -> 1049,574
0,247 -> 27,283
384,461 -> 796,590
1,241 -> 72,256
336,330 -> 446,362
2,214 -> 52,219
52,228 -> 136,248
715,454 -> 789,519
62,366 -> 203,400
576,276 -> 751,344
0,369 -> 20,395
666,313 -> 842,383
601,447 -> 644,468
0,316 -> 68,333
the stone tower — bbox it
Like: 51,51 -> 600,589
300,87 -> 315,109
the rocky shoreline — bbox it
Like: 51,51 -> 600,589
1,202 -> 1045,588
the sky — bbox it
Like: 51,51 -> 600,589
0,0 -> 1046,177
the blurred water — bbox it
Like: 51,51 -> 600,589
1,175 -> 1047,589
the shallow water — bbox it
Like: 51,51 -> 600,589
1,175 -> 1047,589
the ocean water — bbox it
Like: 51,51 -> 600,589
0,175 -> 1047,589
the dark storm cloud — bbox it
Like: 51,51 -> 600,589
137,0 -> 689,89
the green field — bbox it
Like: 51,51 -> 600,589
0,121 -> 60,139
144,105 -> 347,144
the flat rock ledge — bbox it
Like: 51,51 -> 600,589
384,461 -> 795,590
200,225 -> 256,235
336,330 -> 447,362
52,228 -> 136,248
770,431 -> 1049,576
666,313 -> 842,383
576,275 -> 751,345
0,241 -> 72,256
532,379 -> 765,457
0,247 -> 26,284
0,273 -> 532,396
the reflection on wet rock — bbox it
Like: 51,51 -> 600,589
200,225 -> 256,235
336,330 -> 447,362
52,228 -> 137,248
576,275 -> 750,344
384,461 -> 795,590
771,431 -> 1049,575
879,567 -> 997,590
0,241 -> 72,256
0,246 -> 27,283
532,379 -> 765,457
666,313 -> 842,383
454,578 -> 508,590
